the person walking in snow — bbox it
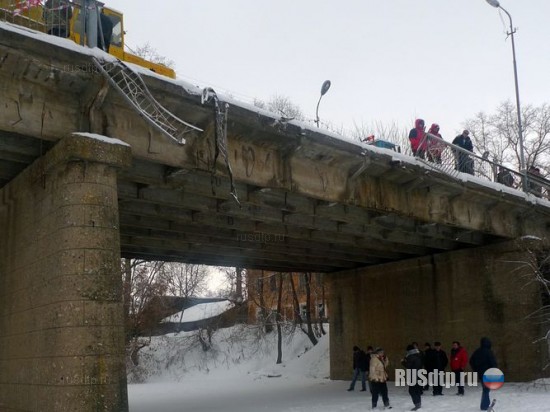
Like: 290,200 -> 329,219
452,130 -> 474,174
426,123 -> 445,163
347,345 -> 368,391
450,341 -> 468,396
402,344 -> 423,411
369,348 -> 392,409
408,119 -> 427,158
470,337 -> 498,411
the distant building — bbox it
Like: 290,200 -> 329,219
246,270 -> 329,325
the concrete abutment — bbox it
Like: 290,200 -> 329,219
328,242 -> 549,382
0,134 -> 131,411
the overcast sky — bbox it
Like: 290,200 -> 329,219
107,0 -> 550,140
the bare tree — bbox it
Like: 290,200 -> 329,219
215,266 -> 247,301
318,274 -> 327,336
303,273 -> 318,346
133,42 -> 175,69
254,95 -> 304,121
464,101 -> 550,175
235,267 -> 243,301
288,274 -> 304,325
256,273 -> 273,333
276,272 -> 284,364
122,259 -> 167,365
164,262 -> 209,298
514,238 -> 550,375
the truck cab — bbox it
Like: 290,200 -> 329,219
0,0 -> 175,78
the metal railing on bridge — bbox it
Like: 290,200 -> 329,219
411,133 -> 550,199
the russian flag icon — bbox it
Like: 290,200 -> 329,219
483,368 -> 504,390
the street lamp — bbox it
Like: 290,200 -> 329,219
485,0 -> 527,190
315,80 -> 331,128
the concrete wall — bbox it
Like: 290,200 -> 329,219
0,135 -> 131,411
327,242 -> 549,382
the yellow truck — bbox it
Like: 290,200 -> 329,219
0,0 -> 175,78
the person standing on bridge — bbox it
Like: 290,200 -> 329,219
527,165 -> 543,197
426,123 -> 445,164
409,119 -> 427,158
450,341 -> 468,396
496,167 -> 515,187
452,130 -> 474,175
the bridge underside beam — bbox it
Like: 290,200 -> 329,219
115,159 -> 503,271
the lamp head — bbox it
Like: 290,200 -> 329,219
486,0 -> 500,8
320,80 -> 331,96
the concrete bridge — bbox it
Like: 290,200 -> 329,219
0,22 -> 549,411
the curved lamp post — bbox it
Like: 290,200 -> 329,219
315,80 -> 331,128
485,0 -> 527,190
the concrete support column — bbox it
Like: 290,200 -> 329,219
0,133 -> 131,411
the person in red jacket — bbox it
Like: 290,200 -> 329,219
408,119 -> 427,158
450,341 -> 468,395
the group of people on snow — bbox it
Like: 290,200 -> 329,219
348,338 -> 498,411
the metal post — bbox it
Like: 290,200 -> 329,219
500,5 -> 527,191
85,0 -> 98,48
76,0 -> 86,45
315,95 -> 323,128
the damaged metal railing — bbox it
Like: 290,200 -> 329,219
414,133 -> 550,199
93,57 -> 202,145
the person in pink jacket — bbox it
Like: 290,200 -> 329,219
427,123 -> 445,163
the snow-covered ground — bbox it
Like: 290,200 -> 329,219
127,324 -> 550,411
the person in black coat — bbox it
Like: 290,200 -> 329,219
403,344 -> 423,411
347,346 -> 368,391
431,342 -> 449,395
452,130 -> 474,175
470,337 -> 498,411
496,167 -> 514,187
423,343 -> 436,390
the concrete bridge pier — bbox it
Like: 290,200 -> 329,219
328,242 -> 549,382
0,134 -> 131,411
